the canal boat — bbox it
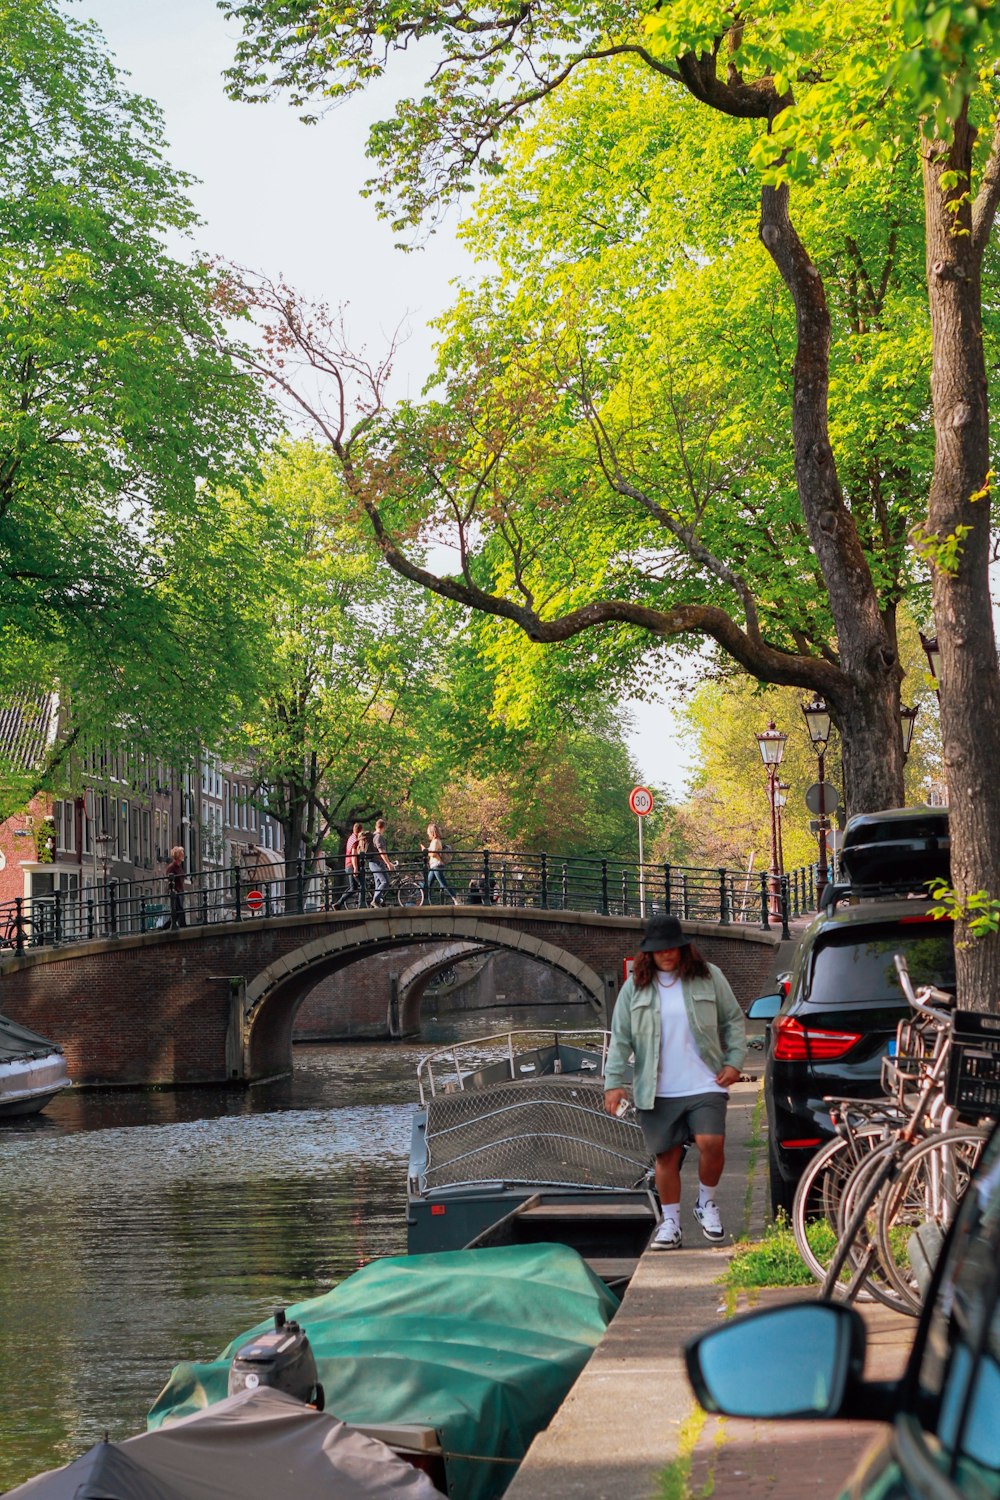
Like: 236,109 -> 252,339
4,1387 -> 443,1500
147,1242 -> 618,1500
407,1028 -> 657,1287
0,1012 -> 70,1118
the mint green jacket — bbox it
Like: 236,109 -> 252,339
604,965 -> 747,1109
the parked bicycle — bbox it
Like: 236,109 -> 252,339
791,955 -> 993,1316
338,865 -> 425,909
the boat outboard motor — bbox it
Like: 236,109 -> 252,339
227,1308 -> 325,1410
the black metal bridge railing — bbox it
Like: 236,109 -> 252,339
0,850 -> 816,956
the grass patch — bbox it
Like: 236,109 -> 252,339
654,1407 -> 708,1500
723,1214 -> 816,1288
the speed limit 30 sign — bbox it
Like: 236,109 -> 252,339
629,786 -> 654,817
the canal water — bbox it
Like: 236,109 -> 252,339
0,1000 -> 598,1490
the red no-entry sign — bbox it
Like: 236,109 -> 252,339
245,888 -> 264,912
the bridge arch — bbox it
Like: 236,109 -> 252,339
243,916 -> 607,1075
395,941 -> 497,1036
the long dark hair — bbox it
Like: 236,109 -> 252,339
631,945 -> 709,988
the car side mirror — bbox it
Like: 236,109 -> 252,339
686,1302 -> 867,1420
748,994 -> 782,1020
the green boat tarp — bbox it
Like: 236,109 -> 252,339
148,1244 -> 618,1500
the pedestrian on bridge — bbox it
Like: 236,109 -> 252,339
603,913 -> 745,1249
165,846 -> 187,930
421,823 -> 458,905
367,819 -> 394,907
332,823 -> 363,909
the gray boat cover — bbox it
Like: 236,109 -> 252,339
0,1013 -> 63,1060
5,1388 -> 443,1500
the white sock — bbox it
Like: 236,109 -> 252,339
698,1184 -> 716,1207
661,1202 -> 681,1225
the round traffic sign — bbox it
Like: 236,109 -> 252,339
804,781 -> 841,815
629,786 -> 654,817
245,888 -> 265,912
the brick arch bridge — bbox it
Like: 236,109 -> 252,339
0,907 -> 782,1087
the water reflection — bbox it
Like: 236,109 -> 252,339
0,1001 -> 597,1488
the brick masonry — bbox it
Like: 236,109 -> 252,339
0,909 -> 783,1087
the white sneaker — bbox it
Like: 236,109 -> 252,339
651,1218 -> 682,1250
694,1199 -> 725,1241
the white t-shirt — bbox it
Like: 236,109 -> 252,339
655,971 -> 726,1098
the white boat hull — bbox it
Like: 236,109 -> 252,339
0,1051 -> 71,1117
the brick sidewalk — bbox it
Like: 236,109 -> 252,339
687,1289 -> 914,1500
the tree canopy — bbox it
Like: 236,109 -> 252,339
0,0 -> 273,784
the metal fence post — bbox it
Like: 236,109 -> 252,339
52,888 -> 63,946
681,874 -> 690,920
14,896 -> 24,954
234,862 -> 242,921
780,875 -> 791,940
296,859 -> 305,914
86,897 -> 94,942
600,860 -> 609,916
760,872 -> 770,928
108,879 -> 118,936
718,868 -> 730,924
663,863 -> 672,914
561,862 -> 568,910
482,849 -> 491,903
540,852 -> 548,909
200,875 -> 210,926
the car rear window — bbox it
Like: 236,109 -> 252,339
807,922 -> 955,1005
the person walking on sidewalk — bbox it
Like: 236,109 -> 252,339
604,913 -> 745,1249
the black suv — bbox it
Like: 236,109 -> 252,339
761,807 -> 953,1215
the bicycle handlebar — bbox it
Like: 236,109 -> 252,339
893,953 -> 955,1020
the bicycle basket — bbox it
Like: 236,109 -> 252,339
881,1017 -> 937,1100
945,1009 -> 1000,1118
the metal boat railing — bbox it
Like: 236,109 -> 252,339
416,1029 -> 612,1105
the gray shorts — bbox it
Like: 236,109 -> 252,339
637,1092 -> 728,1156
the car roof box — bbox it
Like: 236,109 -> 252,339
840,806 -> 950,890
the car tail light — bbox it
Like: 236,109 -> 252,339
780,1138 -> 823,1149
772,1015 -> 862,1061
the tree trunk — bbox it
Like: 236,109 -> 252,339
923,108 -> 1000,1011
758,182 -> 905,815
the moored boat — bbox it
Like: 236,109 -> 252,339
147,1243 -> 618,1500
407,1028 -> 656,1285
0,1013 -> 70,1118
4,1386 -> 443,1500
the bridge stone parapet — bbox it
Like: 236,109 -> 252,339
0,907 -> 784,1088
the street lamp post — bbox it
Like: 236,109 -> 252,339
919,632 -> 941,697
801,696 -> 832,903
775,779 -> 790,878
754,721 -> 787,917
900,703 -> 919,763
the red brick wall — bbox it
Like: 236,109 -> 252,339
0,910 -> 783,1086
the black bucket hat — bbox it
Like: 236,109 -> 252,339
638,913 -> 691,952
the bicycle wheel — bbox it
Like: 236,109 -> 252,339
791,1130 -> 883,1284
875,1126 -> 990,1313
834,1142 -> 917,1313
813,1141 -> 912,1311
394,876 -> 425,908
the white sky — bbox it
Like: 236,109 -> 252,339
75,0 -> 693,798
